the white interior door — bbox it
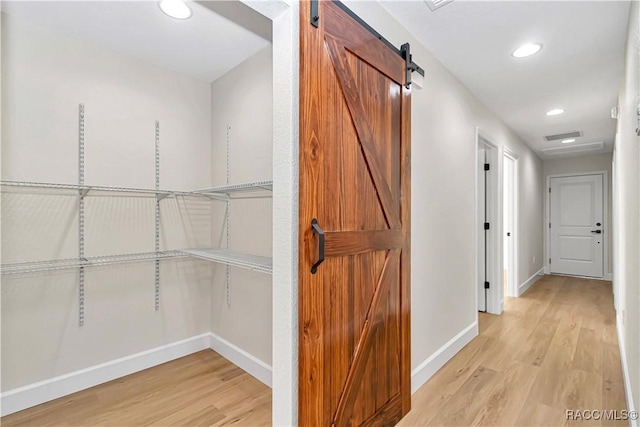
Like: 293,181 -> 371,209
550,174 -> 604,278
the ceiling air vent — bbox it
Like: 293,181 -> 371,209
424,0 -> 454,11
544,131 -> 583,142
544,131 -> 582,141
541,142 -> 604,156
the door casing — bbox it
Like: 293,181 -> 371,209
475,128 -> 502,315
503,150 -> 519,298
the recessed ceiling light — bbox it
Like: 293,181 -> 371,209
512,43 -> 542,58
159,0 -> 192,20
546,109 -> 565,116
562,139 -> 575,144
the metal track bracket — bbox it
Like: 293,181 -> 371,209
400,43 -> 425,89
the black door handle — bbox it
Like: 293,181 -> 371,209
591,230 -> 602,234
507,232 -> 511,237
311,218 -> 325,274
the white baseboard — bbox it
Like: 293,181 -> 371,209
548,273 -> 613,282
0,333 -> 211,417
518,267 -> 545,296
410,322 -> 478,394
616,314 -> 638,427
208,332 -> 272,388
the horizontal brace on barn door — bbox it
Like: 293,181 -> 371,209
310,0 -> 424,81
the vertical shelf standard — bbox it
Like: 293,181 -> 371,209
155,121 -> 161,311
78,103 -> 86,326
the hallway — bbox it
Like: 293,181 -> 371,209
400,275 -> 627,426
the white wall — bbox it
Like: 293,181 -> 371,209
543,153 -> 613,277
1,14 -> 212,391
342,0 -> 544,385
267,1 -> 299,423
209,47 -> 273,365
613,0 -> 639,414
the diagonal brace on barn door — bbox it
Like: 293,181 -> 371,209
332,248 -> 401,425
324,35 -> 401,230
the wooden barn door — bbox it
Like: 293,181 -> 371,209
299,1 -> 412,425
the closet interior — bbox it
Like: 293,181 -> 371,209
1,0 -> 274,423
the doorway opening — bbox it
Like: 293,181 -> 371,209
503,151 -> 518,299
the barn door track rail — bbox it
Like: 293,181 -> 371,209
309,0 -> 424,88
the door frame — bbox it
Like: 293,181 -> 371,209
475,128 -> 502,315
612,146 -> 619,309
545,171 -> 609,279
242,1 -> 298,425
503,149 -> 519,298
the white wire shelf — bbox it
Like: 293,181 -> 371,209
0,180 -> 225,200
181,249 -> 272,274
194,180 -> 273,198
1,250 -> 188,275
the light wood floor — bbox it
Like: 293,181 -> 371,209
2,275 -> 626,426
399,274 -> 627,426
1,350 -> 272,426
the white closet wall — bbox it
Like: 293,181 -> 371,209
210,46 -> 273,367
1,14 -> 213,391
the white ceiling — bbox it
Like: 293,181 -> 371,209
2,1 -> 271,83
380,0 -> 631,159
